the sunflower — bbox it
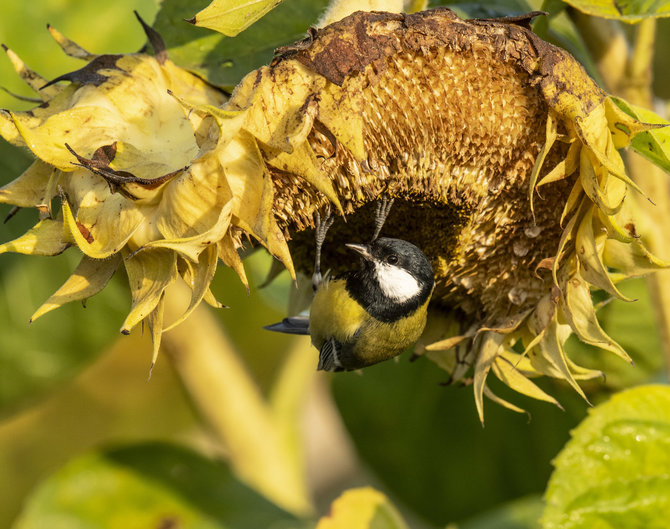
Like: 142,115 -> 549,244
0,8 -> 665,417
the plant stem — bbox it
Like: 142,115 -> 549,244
570,11 -> 628,93
619,19 -> 670,375
161,281 -> 313,516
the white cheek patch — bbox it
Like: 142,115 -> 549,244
374,262 -> 421,302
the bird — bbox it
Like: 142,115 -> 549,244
265,198 -> 435,371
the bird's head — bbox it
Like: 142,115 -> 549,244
346,237 -> 434,305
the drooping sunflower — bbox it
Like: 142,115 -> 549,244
0,8 -> 665,417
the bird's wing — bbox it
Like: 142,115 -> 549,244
318,337 -> 344,371
264,316 -> 310,335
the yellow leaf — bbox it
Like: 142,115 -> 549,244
218,232 -> 249,290
3,45 -> 60,99
492,355 -> 562,407
0,219 -> 68,256
579,148 -> 625,216
31,254 -> 121,321
482,385 -> 528,416
538,319 -> 589,402
316,488 -> 409,529
164,245 -> 219,332
473,331 -> 506,424
604,238 -> 670,276
146,293 -> 166,376
190,0 -> 284,37
47,24 -> 96,60
62,180 -> 144,259
530,112 -> 557,215
121,248 -> 178,334
0,160 -> 59,210
561,273 -> 631,362
575,208 -> 633,301
262,141 -> 343,214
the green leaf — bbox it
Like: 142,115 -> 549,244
190,0 -> 285,37
611,96 -> 670,174
316,488 -> 409,529
332,358 -> 588,525
154,0 -> 330,91
12,442 -> 302,529
560,0 -> 670,22
542,385 -> 670,529
457,495 -> 543,529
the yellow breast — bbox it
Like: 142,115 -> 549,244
309,277 -> 430,369
309,278 -> 366,348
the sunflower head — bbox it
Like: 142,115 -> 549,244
0,9 -> 665,417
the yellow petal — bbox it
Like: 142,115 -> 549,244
145,200 -> 233,263
0,219 -> 68,256
538,319 -> 589,402
153,149 -> 232,243
316,487 -> 408,529
222,132 -> 295,278
575,208 -> 633,301
61,170 -> 145,259
604,238 -> 670,276
425,334 -> 470,351
0,109 -> 24,146
3,45 -> 60,99
561,273 -> 631,363
318,83 -> 366,161
31,254 -> 121,321
232,62 -> 323,151
146,293 -> 166,377
537,140 -> 580,188
473,331 -> 506,424
492,355 -> 562,407
121,248 -> 178,334
47,24 -> 96,60
529,112 -> 557,215
164,245 -> 219,332
579,148 -> 625,216
218,232 -> 249,290
0,160 -> 59,210
262,141 -> 343,214
482,385 -> 528,417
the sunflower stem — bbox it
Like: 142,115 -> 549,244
619,19 -> 670,377
161,281 -> 313,516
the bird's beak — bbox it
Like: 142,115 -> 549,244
345,243 -> 373,261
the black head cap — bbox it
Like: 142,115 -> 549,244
345,237 -> 434,322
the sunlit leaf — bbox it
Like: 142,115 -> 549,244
458,495 -> 543,529
154,0 -> 330,90
12,442 -> 301,529
189,0 -> 284,37
543,385 -> 670,529
611,96 -> 670,174
316,488 -> 408,529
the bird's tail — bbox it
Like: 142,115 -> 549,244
263,316 -> 310,335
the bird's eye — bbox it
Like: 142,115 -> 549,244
387,254 -> 399,265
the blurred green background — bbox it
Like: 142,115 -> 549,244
1,1 -> 668,529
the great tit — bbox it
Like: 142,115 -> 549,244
266,199 -> 434,371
